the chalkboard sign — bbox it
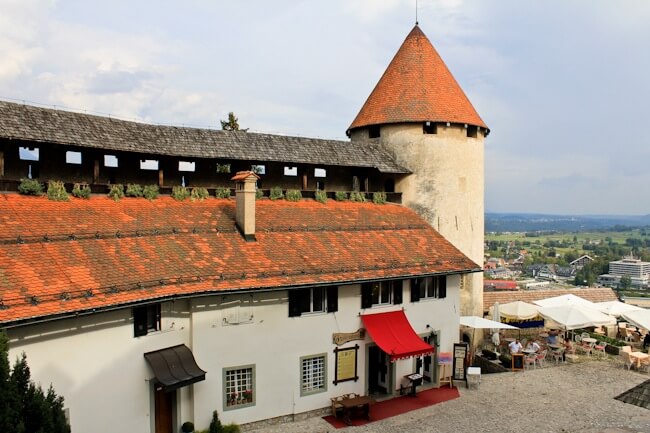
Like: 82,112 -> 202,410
511,353 -> 524,371
452,343 -> 468,383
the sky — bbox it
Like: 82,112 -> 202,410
1,0 -> 649,215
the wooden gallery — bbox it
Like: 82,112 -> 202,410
0,25 -> 488,432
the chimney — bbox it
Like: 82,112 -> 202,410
231,171 -> 260,241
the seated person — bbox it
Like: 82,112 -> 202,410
643,333 -> 650,350
526,340 -> 541,353
508,338 -> 523,354
562,339 -> 574,361
547,329 -> 559,345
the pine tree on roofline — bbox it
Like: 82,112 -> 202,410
220,112 -> 248,132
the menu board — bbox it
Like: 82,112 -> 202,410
453,343 -> 468,382
333,345 -> 359,385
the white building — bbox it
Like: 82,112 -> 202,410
0,23 -> 488,433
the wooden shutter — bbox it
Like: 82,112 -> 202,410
410,279 -> 420,303
361,283 -> 372,309
327,286 -> 338,313
133,306 -> 148,337
439,276 -> 447,299
392,281 -> 403,305
288,290 -> 302,317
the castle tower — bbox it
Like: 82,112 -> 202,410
348,24 -> 488,316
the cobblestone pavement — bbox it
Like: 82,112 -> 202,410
244,359 -> 650,433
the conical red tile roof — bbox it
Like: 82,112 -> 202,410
348,25 -> 488,133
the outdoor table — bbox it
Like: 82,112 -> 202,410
522,349 -> 537,355
629,352 -> 649,369
548,344 -> 562,350
340,395 -> 374,425
582,337 -> 597,344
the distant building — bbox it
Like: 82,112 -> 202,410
569,254 -> 593,269
483,280 -> 518,291
598,256 -> 650,289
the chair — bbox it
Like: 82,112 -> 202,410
594,341 -> 607,358
331,396 -> 345,419
620,351 -> 634,370
524,353 -> 537,370
536,350 -> 548,368
574,335 -> 582,343
551,349 -> 564,365
581,332 -> 590,340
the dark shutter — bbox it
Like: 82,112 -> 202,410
361,283 -> 372,309
439,276 -> 447,299
288,290 -> 302,317
411,279 -> 420,303
133,306 -> 148,337
327,286 -> 338,313
392,282 -> 403,305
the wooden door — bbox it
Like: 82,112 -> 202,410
155,388 -> 173,433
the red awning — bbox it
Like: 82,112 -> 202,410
361,310 -> 434,362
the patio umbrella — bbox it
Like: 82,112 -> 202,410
492,301 -> 540,320
460,316 -> 518,330
594,301 -> 642,317
533,294 -> 597,309
620,309 -> 650,332
460,316 -> 517,356
537,305 -> 616,331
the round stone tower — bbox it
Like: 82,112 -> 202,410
347,25 -> 488,316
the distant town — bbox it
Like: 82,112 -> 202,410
485,214 -> 650,296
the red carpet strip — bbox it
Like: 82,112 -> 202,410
322,386 -> 460,429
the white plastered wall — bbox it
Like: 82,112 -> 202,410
5,275 -> 461,431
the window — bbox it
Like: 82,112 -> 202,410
223,365 -> 255,410
300,354 -> 327,396
314,168 -> 326,178
178,161 -> 196,172
65,151 -> 82,164
133,304 -> 161,337
466,125 -> 478,138
361,281 -> 402,308
104,154 -> 118,167
284,166 -> 298,176
411,276 -> 447,302
369,125 -> 380,138
251,164 -> 265,175
19,147 -> 39,161
140,159 -> 159,170
288,287 -> 338,317
423,121 -> 437,134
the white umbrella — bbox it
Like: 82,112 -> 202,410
537,305 -> 616,331
460,316 -> 516,355
595,301 -> 642,317
533,294 -> 596,309
620,309 -> 650,332
460,316 -> 517,329
492,301 -> 540,320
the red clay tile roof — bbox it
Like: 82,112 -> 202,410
0,194 -> 479,325
483,288 -> 618,312
348,25 -> 488,133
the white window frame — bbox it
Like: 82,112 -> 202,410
65,151 -> 82,165
284,166 -> 298,176
371,281 -> 392,306
300,354 -> 327,396
418,276 -> 444,299
104,154 -> 118,167
223,365 -> 255,410
302,287 -> 326,314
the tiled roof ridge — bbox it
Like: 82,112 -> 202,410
0,223 -> 431,245
0,257 -> 478,318
348,24 -> 488,132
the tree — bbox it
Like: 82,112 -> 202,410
0,331 -> 70,433
619,275 -> 632,290
220,112 -> 248,132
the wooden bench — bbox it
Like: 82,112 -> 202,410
330,393 -> 360,419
